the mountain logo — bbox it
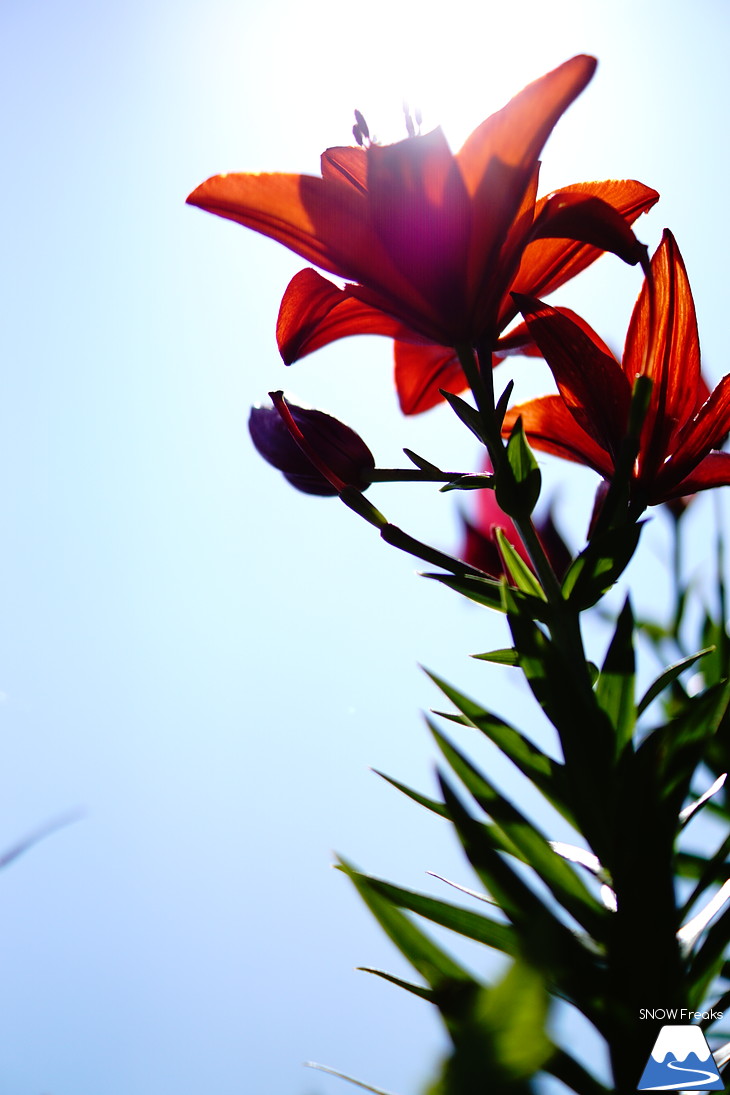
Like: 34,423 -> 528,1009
638,1024 -> 723,1090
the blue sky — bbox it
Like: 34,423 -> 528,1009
0,1 -> 728,1093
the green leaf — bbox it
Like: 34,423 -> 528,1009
440,390 -> 488,445
425,671 -> 575,826
440,473 -> 495,493
403,447 -> 443,473
635,681 -> 730,819
496,418 -> 542,518
358,967 -> 436,1003
687,899 -> 730,1006
430,723 -> 606,939
637,647 -> 715,717
562,522 -> 644,610
374,769 -> 449,818
345,868 -> 518,957
545,1048 -> 610,1095
437,774 -> 601,1007
424,571 -> 505,611
337,857 -> 475,990
495,380 -> 515,431
595,598 -> 635,753
503,601 -> 616,857
495,529 -> 546,600
305,1062 -> 398,1095
470,960 -> 552,1077
471,647 -> 520,666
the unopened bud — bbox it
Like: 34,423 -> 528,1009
248,399 -> 375,496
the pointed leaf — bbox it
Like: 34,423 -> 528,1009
472,647 -> 520,666
425,670 -> 574,825
337,857 -> 474,989
430,723 -> 606,938
637,647 -> 715,717
440,390 -> 488,445
495,528 -> 546,599
424,571 -> 505,611
346,868 -> 518,957
595,598 -> 635,752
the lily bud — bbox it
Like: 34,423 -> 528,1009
248,399 -> 375,496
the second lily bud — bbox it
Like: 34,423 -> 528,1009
248,397 -> 375,496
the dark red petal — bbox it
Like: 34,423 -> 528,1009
625,230 -> 701,467
366,129 -> 471,330
662,373 -> 730,481
514,295 -> 631,456
503,396 -> 615,478
506,180 -> 659,316
276,269 -> 408,364
654,451 -> 730,502
394,342 -> 468,415
529,188 -> 654,267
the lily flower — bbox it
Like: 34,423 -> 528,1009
504,230 -> 730,506
188,56 -> 658,414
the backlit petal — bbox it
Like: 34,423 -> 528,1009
624,230 -> 700,469
394,342 -> 467,415
277,269 -> 407,364
655,451 -> 730,501
503,396 -> 615,478
500,179 -> 658,330
515,295 -> 630,456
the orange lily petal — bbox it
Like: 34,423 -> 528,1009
365,129 -> 471,329
502,180 -> 659,327
276,269 -> 408,364
624,230 -> 700,471
660,451 -> 730,500
394,343 -> 468,415
514,295 -> 631,457
662,374 -> 730,484
503,396 -> 615,478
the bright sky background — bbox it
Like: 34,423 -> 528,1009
0,1 -> 728,1093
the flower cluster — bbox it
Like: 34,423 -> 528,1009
189,54 -> 730,1094
188,52 -> 730,539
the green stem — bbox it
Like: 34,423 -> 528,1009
367,468 -> 475,484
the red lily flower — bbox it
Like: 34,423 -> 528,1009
188,56 -> 658,413
504,230 -> 730,505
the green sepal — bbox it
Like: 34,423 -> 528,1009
495,417 -> 542,518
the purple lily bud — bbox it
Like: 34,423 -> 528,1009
248,398 -> 375,496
